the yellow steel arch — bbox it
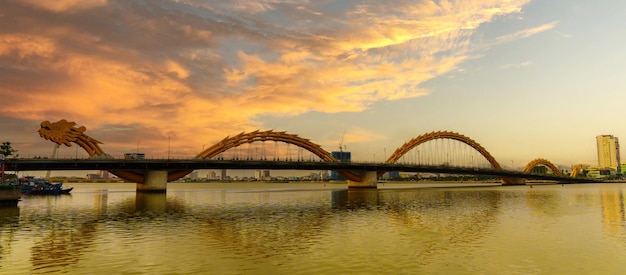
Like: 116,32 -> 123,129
197,130 -> 361,182
387,131 -> 502,169
523,158 -> 562,175
197,130 -> 334,160
386,131 -> 518,184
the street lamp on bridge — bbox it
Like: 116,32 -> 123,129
384,148 -> 386,163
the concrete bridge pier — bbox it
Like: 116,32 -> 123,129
137,170 -> 168,193
347,171 -> 378,188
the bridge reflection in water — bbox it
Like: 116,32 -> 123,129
2,183 -> 626,273
135,192 -> 167,212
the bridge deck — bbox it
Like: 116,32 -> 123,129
2,159 -> 602,183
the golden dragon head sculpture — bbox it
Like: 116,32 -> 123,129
39,119 -> 109,157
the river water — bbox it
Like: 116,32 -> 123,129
1,182 -> 626,274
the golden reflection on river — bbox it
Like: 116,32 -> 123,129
1,182 -> 626,274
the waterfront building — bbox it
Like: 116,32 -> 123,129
309,172 -> 320,180
330,151 -> 351,180
331,151 -> 351,162
207,171 -> 217,180
379,171 -> 401,180
620,164 -> 626,175
255,170 -> 262,180
220,169 -> 227,180
98,170 -> 111,179
596,135 -> 621,173
254,170 -> 271,180
312,171 -> 329,181
86,173 -> 101,179
587,166 -> 613,178
387,171 -> 401,179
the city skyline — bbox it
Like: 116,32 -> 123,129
2,0 -> 626,168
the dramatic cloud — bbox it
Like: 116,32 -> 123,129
18,0 -> 108,13
0,0 -> 534,157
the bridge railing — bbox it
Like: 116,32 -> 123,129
8,156 -> 515,170
4,155 -> 495,169
2,156 -> 586,177
13,154 -> 498,168
2,158 -> 604,183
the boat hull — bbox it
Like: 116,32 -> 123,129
19,178 -> 73,195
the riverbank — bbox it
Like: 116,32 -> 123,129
0,188 -> 20,206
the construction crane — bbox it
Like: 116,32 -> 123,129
338,129 -> 346,162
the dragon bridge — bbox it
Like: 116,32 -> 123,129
523,158 -> 562,175
39,120 -> 535,188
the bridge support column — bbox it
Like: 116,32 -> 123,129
347,171 -> 378,188
137,170 -> 168,193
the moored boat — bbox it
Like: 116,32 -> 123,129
19,177 -> 73,195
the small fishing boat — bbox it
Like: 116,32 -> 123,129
19,177 -> 73,195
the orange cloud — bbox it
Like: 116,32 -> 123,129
0,0 -> 538,157
19,0 -> 108,13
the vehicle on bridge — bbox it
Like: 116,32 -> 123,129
124,153 -> 145,160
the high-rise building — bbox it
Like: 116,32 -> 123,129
207,171 -> 217,180
597,135 -> 621,173
254,170 -> 271,180
330,151 -> 351,180
332,151 -> 351,162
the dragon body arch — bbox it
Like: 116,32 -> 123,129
197,130 -> 361,181
387,131 -> 520,184
387,131 -> 502,168
523,158 -> 562,175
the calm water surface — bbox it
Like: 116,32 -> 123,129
1,182 -> 626,274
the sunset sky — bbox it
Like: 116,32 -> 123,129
2,0 -> 626,169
